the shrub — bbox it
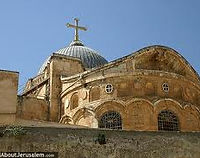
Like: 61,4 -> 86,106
3,126 -> 27,136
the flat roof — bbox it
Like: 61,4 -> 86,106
0,69 -> 19,74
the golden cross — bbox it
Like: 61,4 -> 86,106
66,18 -> 87,41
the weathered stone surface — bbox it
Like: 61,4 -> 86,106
0,70 -> 18,124
17,96 -> 48,121
0,127 -> 199,158
21,45 -> 200,132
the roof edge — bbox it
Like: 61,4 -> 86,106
61,45 -> 200,83
0,69 -> 19,74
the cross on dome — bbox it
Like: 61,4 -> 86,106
66,18 -> 87,41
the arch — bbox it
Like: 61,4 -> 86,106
72,108 -> 98,128
154,99 -> 183,130
182,105 -> 200,131
126,99 -> 154,130
154,98 -> 183,110
70,92 -> 79,110
99,111 -> 122,129
77,111 -> 98,128
134,45 -> 200,82
59,115 -> 73,124
184,104 -> 200,114
95,101 -> 126,119
126,98 -> 153,107
95,101 -> 126,129
158,110 -> 179,131
89,86 -> 100,102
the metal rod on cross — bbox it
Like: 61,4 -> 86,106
66,18 -> 87,41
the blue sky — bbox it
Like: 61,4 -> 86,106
0,0 -> 200,90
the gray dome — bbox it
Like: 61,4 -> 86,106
38,41 -> 108,74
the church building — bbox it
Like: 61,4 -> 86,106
6,18 -> 200,131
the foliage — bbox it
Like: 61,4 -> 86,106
3,125 -> 27,136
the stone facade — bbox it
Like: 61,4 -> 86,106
21,45 -> 200,132
0,70 -> 18,124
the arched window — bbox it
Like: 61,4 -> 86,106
99,111 -> 122,129
89,87 -> 100,102
70,93 -> 79,110
158,110 -> 179,131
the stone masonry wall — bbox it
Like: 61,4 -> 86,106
0,127 -> 199,158
49,54 -> 84,122
0,70 -> 18,124
17,96 -> 48,121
